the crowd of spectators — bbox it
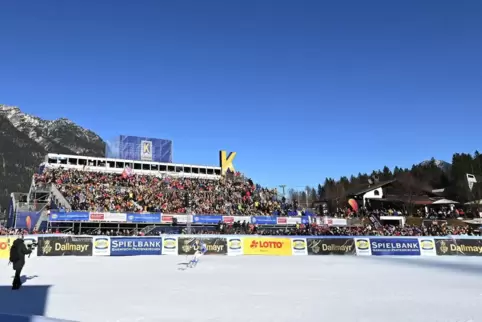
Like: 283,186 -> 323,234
212,221 -> 476,236
34,168 -> 279,216
3,222 -> 475,237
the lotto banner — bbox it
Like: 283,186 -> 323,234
0,236 -> 37,259
0,237 -> 12,259
418,238 -> 436,256
93,236 -> 110,256
354,238 -> 372,256
291,238 -> 308,256
243,237 -> 292,256
178,237 -> 227,255
435,238 -> 482,256
227,237 -> 243,256
369,238 -> 420,256
162,236 -> 178,255
307,238 -> 355,255
38,236 -> 93,256
110,237 -> 162,256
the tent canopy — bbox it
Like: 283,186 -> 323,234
432,199 -> 459,205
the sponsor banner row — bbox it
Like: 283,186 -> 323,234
48,211 -> 311,225
8,235 -> 482,257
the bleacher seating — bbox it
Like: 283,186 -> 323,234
34,168 -> 280,216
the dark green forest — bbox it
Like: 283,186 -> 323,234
289,152 -> 482,209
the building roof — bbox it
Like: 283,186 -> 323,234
346,179 -> 397,197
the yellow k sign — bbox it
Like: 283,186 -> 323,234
143,142 -> 151,153
219,150 -> 236,175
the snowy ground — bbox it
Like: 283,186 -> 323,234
1,255 -> 482,322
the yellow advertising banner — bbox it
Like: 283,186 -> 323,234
0,237 -> 13,259
243,237 -> 292,256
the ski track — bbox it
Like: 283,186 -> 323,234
0,256 -> 481,322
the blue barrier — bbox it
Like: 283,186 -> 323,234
370,237 -> 421,256
0,314 -> 73,322
126,213 -> 161,223
193,215 -> 223,224
49,211 -> 89,221
251,216 -> 277,225
110,237 -> 162,256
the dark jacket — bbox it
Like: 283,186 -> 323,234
12,238 -> 32,270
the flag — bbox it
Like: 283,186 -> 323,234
122,166 -> 133,179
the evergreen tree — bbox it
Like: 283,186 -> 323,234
311,151 -> 482,205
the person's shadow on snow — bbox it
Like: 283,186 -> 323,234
9,275 -> 39,285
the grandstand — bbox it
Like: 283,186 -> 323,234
6,137 -> 312,235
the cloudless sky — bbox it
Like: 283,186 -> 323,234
1,0 -> 481,190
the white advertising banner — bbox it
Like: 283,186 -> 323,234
418,237 -> 436,256
233,216 -> 251,223
172,215 -> 190,224
24,235 -> 38,257
324,217 -> 347,226
291,238 -> 308,255
162,236 -> 178,255
93,236 -> 110,256
354,238 -> 372,256
89,212 -> 127,222
227,237 -> 243,256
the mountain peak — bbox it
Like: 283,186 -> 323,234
0,105 -> 105,156
0,104 -> 107,210
419,159 -> 452,172
0,104 -> 21,113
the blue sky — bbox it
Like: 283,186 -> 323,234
1,0 -> 481,190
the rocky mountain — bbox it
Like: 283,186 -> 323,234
0,104 -> 105,212
419,159 -> 452,173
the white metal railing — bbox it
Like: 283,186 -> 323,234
50,185 -> 72,211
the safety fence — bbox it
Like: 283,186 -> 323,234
1,235 -> 482,258
0,234 -> 482,258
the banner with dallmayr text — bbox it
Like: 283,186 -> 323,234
38,236 -> 93,256
370,238 -> 420,256
307,238 -> 355,255
178,237 -> 227,255
435,238 -> 482,256
110,237 -> 162,256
